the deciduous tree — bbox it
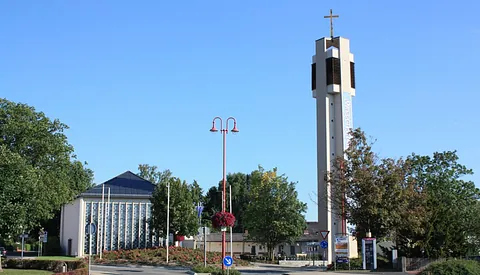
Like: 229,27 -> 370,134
203,173 -> 251,233
406,151 -> 480,258
328,128 -> 408,239
148,170 -> 198,241
0,98 -> 93,239
243,166 -> 307,260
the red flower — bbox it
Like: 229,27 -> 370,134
211,211 -> 236,229
175,235 -> 185,241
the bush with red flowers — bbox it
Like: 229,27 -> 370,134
211,211 -> 236,229
94,247 -> 249,267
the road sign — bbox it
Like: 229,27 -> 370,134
19,234 -> 28,238
86,223 -> 96,235
320,230 -> 330,240
43,231 -> 48,243
223,255 -> 233,267
320,240 -> 328,249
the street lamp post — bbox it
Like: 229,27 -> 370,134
210,116 -> 239,270
166,180 -> 170,264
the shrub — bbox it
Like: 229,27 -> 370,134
96,247 -> 249,267
45,236 -> 62,256
192,265 -> 219,273
192,265 -> 241,275
1,258 -> 87,273
52,267 -> 88,275
420,260 -> 480,275
331,257 -> 362,270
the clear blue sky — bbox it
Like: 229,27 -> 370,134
1,0 -> 479,221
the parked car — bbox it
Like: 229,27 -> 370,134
0,247 -> 6,258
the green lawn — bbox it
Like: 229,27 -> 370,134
0,269 -> 52,275
35,256 -> 79,261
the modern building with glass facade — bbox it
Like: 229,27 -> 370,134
60,171 -> 161,257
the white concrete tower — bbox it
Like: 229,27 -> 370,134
311,15 -> 356,264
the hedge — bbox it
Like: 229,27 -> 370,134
420,259 -> 480,275
52,267 -> 88,275
1,258 -> 87,273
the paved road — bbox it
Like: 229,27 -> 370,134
91,265 -> 190,275
91,264 -> 407,275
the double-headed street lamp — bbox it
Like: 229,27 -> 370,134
210,116 -> 239,270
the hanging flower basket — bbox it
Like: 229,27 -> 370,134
175,235 -> 185,241
211,211 -> 236,229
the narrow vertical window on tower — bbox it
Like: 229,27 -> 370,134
326,57 -> 341,85
311,63 -> 316,90
350,62 -> 356,89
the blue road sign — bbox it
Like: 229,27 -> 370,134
320,240 -> 328,249
223,255 -> 233,267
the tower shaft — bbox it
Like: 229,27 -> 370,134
312,36 -> 355,264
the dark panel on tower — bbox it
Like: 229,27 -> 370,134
311,63 -> 316,90
326,57 -> 341,85
326,38 -> 339,49
350,62 -> 356,89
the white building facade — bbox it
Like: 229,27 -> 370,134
60,171 -> 161,257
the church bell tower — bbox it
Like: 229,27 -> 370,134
311,9 -> 357,264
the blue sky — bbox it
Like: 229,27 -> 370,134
1,0 -> 479,221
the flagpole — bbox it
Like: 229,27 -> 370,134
100,184 -> 105,259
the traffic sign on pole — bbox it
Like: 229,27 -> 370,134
223,255 -> 233,267
320,230 -> 330,240
320,240 -> 328,249
86,223 -> 96,235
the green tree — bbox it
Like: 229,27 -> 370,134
406,151 -> 480,258
149,172 -> 198,241
202,186 -> 221,228
328,128 -> 409,240
243,166 -> 307,260
203,173 -> 251,233
0,98 -> 93,239
137,164 -> 172,184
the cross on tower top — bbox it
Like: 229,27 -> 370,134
324,9 -> 339,38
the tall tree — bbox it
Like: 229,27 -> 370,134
137,164 -> 172,184
203,173 -> 251,233
0,98 -> 93,239
202,186 -> 221,228
243,166 -> 307,260
406,151 -> 480,258
327,128 -> 409,239
149,171 -> 198,241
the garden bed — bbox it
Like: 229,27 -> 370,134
1,258 -> 87,274
95,247 -> 249,267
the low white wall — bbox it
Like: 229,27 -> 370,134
278,260 -> 325,267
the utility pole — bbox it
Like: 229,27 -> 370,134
166,180 -> 170,264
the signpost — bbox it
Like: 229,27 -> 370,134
334,235 -> 350,270
36,230 -> 48,257
319,231 -> 329,267
223,255 -> 233,274
86,223 -> 96,275
19,234 -> 28,260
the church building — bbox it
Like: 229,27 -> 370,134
59,171 -> 161,257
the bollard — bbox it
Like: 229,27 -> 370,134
62,262 -> 68,273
